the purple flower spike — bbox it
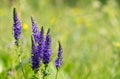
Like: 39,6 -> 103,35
31,36 -> 40,73
43,28 -> 52,64
55,41 -> 63,70
37,26 -> 44,61
31,16 -> 39,33
13,8 -> 22,46
31,17 -> 40,44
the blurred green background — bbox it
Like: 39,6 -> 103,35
0,0 -> 120,79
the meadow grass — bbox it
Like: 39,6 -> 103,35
0,0 -> 120,79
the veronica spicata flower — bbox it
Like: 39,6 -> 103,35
31,16 -> 39,33
37,27 -> 44,62
31,36 -> 40,73
55,41 -> 63,69
31,17 -> 40,43
43,29 -> 52,64
13,8 -> 22,46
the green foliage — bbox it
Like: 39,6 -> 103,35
99,0 -> 108,5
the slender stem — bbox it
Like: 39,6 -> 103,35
18,52 -> 26,79
55,69 -> 59,79
43,64 -> 48,79
16,41 -> 26,79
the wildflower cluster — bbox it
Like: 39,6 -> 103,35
13,8 -> 64,79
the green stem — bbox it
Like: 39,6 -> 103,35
55,69 -> 59,79
16,41 -> 26,79
43,64 -> 48,79
18,53 -> 26,79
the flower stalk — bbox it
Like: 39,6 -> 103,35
13,8 -> 26,79
55,69 -> 59,79
55,41 -> 63,79
43,64 -> 48,79
42,28 -> 52,79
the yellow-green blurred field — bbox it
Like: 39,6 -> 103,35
0,0 -> 120,79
